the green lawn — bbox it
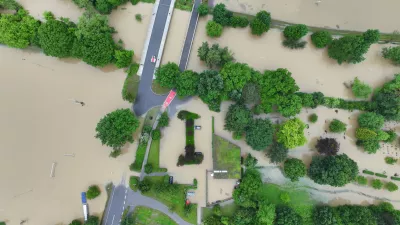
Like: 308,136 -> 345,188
132,206 -> 177,225
151,80 -> 171,95
212,135 -> 241,179
129,176 -> 139,191
148,138 -> 167,173
202,202 -> 238,219
142,176 -> 197,224
144,106 -> 161,127
174,0 -> 193,11
122,63 -> 140,103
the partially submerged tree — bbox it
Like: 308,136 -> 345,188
232,169 -> 262,207
224,103 -> 253,135
197,70 -> 224,111
266,140 -> 289,164
176,70 -> 199,98
352,77 -> 372,99
283,158 -> 306,182
329,119 -> 347,133
315,138 -> 340,156
206,20 -> 223,38
250,10 -> 271,36
155,62 -> 181,89
311,31 -> 332,48
245,118 -> 274,151
358,112 -> 385,130
276,118 -> 307,149
275,205 -> 303,225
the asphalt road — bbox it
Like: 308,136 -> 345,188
103,185 -> 129,225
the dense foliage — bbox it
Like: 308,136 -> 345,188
373,74 -> 400,121
382,46 -> 400,65
283,24 -> 308,41
266,140 -> 289,163
197,42 -> 234,68
230,16 -> 249,28
212,3 -> 232,26
309,113 -> 318,123
114,49 -> 133,68
220,62 -> 252,99
386,182 -> 398,192
206,20 -> 223,38
197,3 -> 209,16
352,77 -> 372,99
158,111 -> 170,128
155,62 -> 181,89
275,205 -> 303,225
95,109 -> 139,150
329,119 -> 347,133
276,94 -> 303,117
315,138 -> 339,156
311,31 -> 332,48
250,10 -> 271,36
197,70 -> 224,111
245,118 -> 274,151
244,153 -> 258,168
86,185 -> 101,199
283,158 -> 306,182
308,154 -> 358,187
224,103 -> 253,136
241,82 -> 260,104
358,112 -> 384,130
276,118 -> 307,149
176,70 -> 199,98
233,169 -> 262,207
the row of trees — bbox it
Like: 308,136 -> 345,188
0,9 -> 133,68
73,0 -> 130,14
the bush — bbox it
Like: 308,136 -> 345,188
358,112 -> 384,130
283,24 -> 308,41
212,3 -> 232,26
253,104 -> 263,115
309,114 -> 318,123
151,129 -> 161,140
69,219 -> 82,225
376,130 -> 390,141
375,173 -> 388,178
384,130 -> 397,143
363,29 -> 380,45
315,138 -> 339,156
385,156 -> 398,165
230,16 -> 249,28
372,179 -> 383,189
144,164 -> 153,174
362,169 -> 374,175
276,118 -> 307,149
135,14 -> 142,22
267,141 -> 289,163
355,128 -> 377,140
356,176 -> 368,185
114,50 -> 133,68
193,178 -> 198,188
327,35 -> 369,64
386,182 -> 398,192
206,20 -> 223,37
109,149 -> 122,158
362,140 -> 380,154
250,10 -> 271,36
391,176 -> 400,181
382,46 -> 400,65
283,158 -> 306,182
329,119 -> 347,133
197,3 -> 208,16
86,185 -> 101,199
138,180 -> 151,192
282,39 -> 307,49
129,176 -> 139,191
131,0 -> 140,5
158,111 -> 170,128
352,77 -> 372,99
311,31 -> 332,48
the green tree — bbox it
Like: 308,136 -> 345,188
316,138 -> 339,156
197,3 -> 208,16
361,140 -> 380,154
0,9 -> 40,49
336,205 -> 377,225
358,112 -> 385,130
329,119 -> 347,133
197,41 -> 209,61
352,77 -> 372,98
374,91 -> 400,121
212,3 -> 232,26
176,70 -> 199,98
244,153 -> 258,168
283,24 -> 308,41
114,49 -> 133,68
95,109 -> 140,150
283,158 -> 307,182
385,156 -> 397,165
84,216 -> 99,225
241,82 -> 260,104
311,31 -> 332,48
144,163 -> 153,174
327,35 -> 369,64
232,207 -> 255,225
230,16 -> 249,28
0,0 -> 23,10
385,130 -> 397,143
86,185 -> 101,199
73,12 -> 116,67
199,43 -> 233,68
155,62 -> 180,89
382,46 -> 400,65
206,20 -> 223,37
151,129 -> 161,140
69,220 -> 82,225
280,192 -> 290,203
313,206 -> 340,225
224,103 -> 253,135
38,13 -> 76,57
220,62 -> 252,98
355,128 -> 377,140
203,215 -> 222,225
138,179 -> 151,192
386,182 -> 398,192
309,113 -> 318,123
245,118 -> 274,151
276,118 -> 307,149
308,154 -> 359,187
363,29 -> 380,45
158,111 -> 170,128
233,169 -> 262,207
250,10 -> 271,36
256,202 -> 275,225
197,70 -> 224,111
275,205 -> 303,225
212,204 -> 221,216
372,179 -> 383,190
276,94 -> 303,117
356,175 -> 368,185
267,141 -> 289,163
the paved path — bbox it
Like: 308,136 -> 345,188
103,179 -> 129,225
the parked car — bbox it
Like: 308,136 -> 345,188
195,126 -> 201,130
195,152 -> 203,156
187,191 -> 195,197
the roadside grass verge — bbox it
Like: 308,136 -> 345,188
151,80 -> 171,95
142,176 -> 197,224
148,138 -> 168,173
202,202 -> 238,219
132,206 -> 177,225
212,135 -> 241,179
99,183 -> 114,225
122,63 -> 140,103
129,176 -> 140,191
174,0 -> 193,11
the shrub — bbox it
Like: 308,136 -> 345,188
276,118 -> 307,149
280,192 -> 290,204
129,176 -> 139,191
355,128 -> 377,140
212,3 -> 232,26
206,20 -> 223,37
138,180 -> 151,192
114,50 -> 133,68
283,24 -> 308,41
197,3 -> 208,17
363,29 -> 380,45
315,138 -> 339,156
327,35 -> 370,64
282,39 -> 307,49
382,46 -> 400,65
385,156 -> 398,165
144,164 -> 153,174
372,179 -> 383,190
391,176 -> 400,181
352,77 -> 372,99
250,10 -> 271,36
135,14 -> 142,22
158,111 -> 170,128
309,113 -> 318,123
362,169 -> 374,175
151,129 -> 161,140
362,140 -> 380,154
230,16 -> 249,28
385,130 -> 397,143
376,130 -> 390,141
329,119 -> 347,133
358,112 -> 385,130
86,185 -> 101,199
267,141 -> 289,163
193,178 -> 198,188
109,149 -> 122,158
311,31 -> 332,48
375,173 -> 388,178
386,182 -> 398,192
283,158 -> 307,182
356,176 -> 368,185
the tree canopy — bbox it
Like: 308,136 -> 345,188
373,74 -> 400,121
197,70 -> 224,111
311,31 -> 332,48
155,62 -> 181,89
158,111 -> 169,128
266,140 -> 289,163
95,109 -> 139,150
250,10 -> 271,36
220,62 -> 252,98
276,118 -> 307,149
212,3 -> 232,26
308,154 -> 358,187
176,70 -> 198,98
358,112 -> 385,130
245,118 -> 274,151
256,202 -> 275,225
276,94 -> 303,117
206,20 -> 223,38
313,206 -> 341,225
241,82 -> 260,104
114,49 -> 133,68
197,42 -> 234,68
329,119 -> 347,133
352,77 -> 372,99
233,169 -> 262,207
283,24 -> 308,41
382,46 -> 400,65
316,138 -> 340,156
283,158 -> 307,182
275,205 -> 303,225
224,103 -> 253,135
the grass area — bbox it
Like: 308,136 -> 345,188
129,176 -> 139,191
202,202 -> 238,219
132,206 -> 177,225
151,80 -> 171,95
174,0 -> 193,11
122,63 -> 140,103
212,135 -> 241,179
144,106 -> 161,127
142,176 -> 197,224
0,222 -> 6,225
140,0 -> 156,3
185,119 -> 195,146
148,138 -> 168,173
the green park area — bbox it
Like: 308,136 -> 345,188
132,206 -> 177,225
212,135 -> 241,179
147,137 -> 167,173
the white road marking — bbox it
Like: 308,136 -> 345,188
111,215 -> 115,225
124,200 -> 126,205
104,186 -> 116,224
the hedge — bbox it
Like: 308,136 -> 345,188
362,169 -> 374,175
375,173 -> 388,178
391,176 -> 400,181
